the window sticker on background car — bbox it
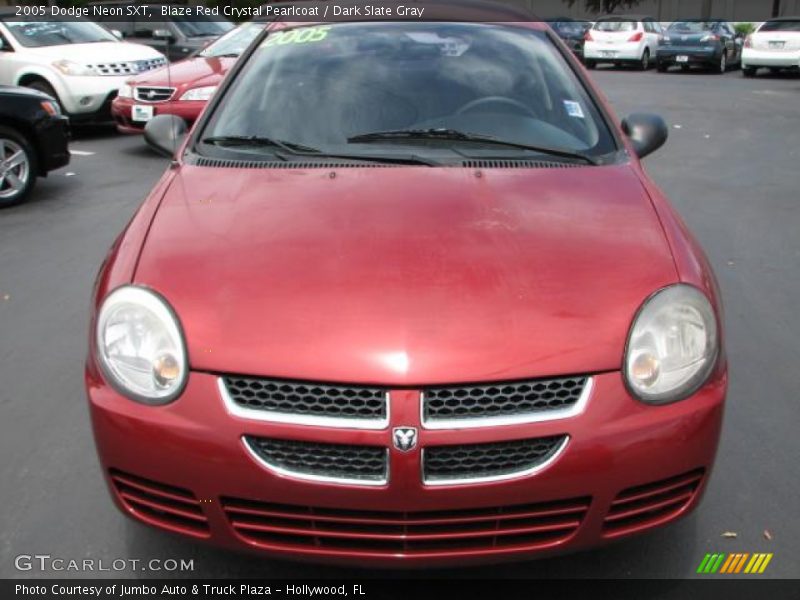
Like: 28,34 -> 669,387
563,100 -> 585,119
261,26 -> 330,47
405,32 -> 470,56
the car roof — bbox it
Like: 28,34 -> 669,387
596,14 -> 655,21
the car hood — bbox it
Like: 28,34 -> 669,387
135,164 -> 677,385
24,41 -> 163,63
126,55 -> 234,87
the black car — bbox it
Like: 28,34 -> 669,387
0,86 -> 70,207
93,1 -> 233,62
546,18 -> 593,58
657,20 -> 743,73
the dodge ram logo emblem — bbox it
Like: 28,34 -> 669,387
393,427 -> 417,452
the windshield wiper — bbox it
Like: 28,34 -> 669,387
347,128 -> 598,165
202,135 -> 322,155
201,135 -> 438,166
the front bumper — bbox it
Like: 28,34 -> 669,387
37,115 -> 70,174
111,96 -> 205,134
87,364 -> 726,567
742,48 -> 800,68
657,46 -> 721,66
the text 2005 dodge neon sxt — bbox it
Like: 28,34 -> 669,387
86,3 -> 727,567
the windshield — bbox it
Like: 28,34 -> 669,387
594,20 -> 637,32
669,22 -> 717,33
759,20 -> 800,32
172,15 -> 233,38
201,22 -> 615,161
1,18 -> 117,47
200,22 -> 264,57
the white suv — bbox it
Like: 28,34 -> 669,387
583,16 -> 663,70
0,13 -> 166,121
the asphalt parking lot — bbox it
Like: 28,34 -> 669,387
1,67 -> 799,580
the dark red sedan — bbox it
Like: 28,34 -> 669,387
87,4 -> 726,567
111,22 -> 265,134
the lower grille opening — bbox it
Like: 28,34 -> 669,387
423,435 -> 568,484
603,468 -> 705,536
109,469 -> 209,538
243,436 -> 388,484
222,496 -> 590,556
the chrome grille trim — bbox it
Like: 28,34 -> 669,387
421,377 -> 593,430
134,86 -> 176,103
242,437 -> 389,487
90,57 -> 167,76
218,378 -> 390,430
421,436 -> 570,486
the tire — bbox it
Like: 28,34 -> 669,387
0,126 -> 38,208
638,48 -> 650,71
23,79 -> 63,113
742,66 -> 757,77
714,51 -> 727,74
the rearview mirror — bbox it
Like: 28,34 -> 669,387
621,113 -> 668,159
144,114 -> 188,157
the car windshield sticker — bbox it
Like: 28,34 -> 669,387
405,32 -> 470,56
261,26 -> 330,48
564,100 -> 585,119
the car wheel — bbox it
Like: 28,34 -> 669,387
742,66 -> 757,77
715,51 -> 727,74
24,79 -> 64,113
638,49 -> 651,71
0,126 -> 37,208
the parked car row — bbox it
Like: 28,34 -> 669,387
550,16 -> 800,76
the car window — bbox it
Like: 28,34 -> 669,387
0,18 -> 117,47
199,22 -> 264,57
132,20 -> 172,38
202,22 -> 616,159
668,22 -> 717,33
759,20 -> 800,32
171,15 -> 233,38
594,20 -> 637,32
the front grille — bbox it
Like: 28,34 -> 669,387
422,376 -> 590,428
221,377 -> 388,428
109,469 -> 209,537
90,57 -> 167,76
604,468 -> 705,537
222,496 -> 590,555
134,86 -> 175,103
244,437 -> 388,485
423,436 -> 568,484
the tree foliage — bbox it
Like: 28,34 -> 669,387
563,0 -> 644,14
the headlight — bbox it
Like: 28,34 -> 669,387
624,284 -> 718,404
179,86 -> 217,101
96,286 -> 187,404
118,84 -> 133,99
52,59 -> 96,76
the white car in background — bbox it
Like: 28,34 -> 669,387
583,15 -> 663,70
742,17 -> 800,77
0,11 -> 166,122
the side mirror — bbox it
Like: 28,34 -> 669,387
144,114 -> 188,157
110,29 -> 123,40
153,29 -> 174,41
621,113 -> 668,159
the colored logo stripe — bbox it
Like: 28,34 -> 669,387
697,553 -> 773,574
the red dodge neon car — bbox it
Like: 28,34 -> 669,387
111,22 -> 265,134
87,3 -> 727,567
